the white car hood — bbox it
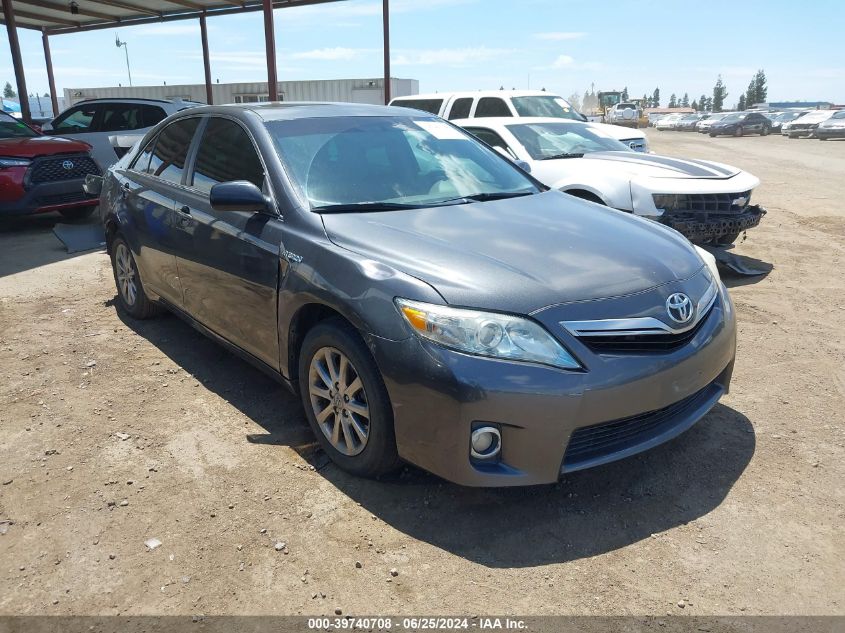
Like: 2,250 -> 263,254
582,151 -> 740,179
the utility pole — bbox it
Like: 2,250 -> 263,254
115,35 -> 132,87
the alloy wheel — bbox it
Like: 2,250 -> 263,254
308,346 -> 370,456
114,243 -> 138,306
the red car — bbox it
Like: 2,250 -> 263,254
0,110 -> 100,220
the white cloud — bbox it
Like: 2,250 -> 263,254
393,47 -> 513,67
290,47 -> 363,61
534,32 -> 587,41
538,55 -> 603,71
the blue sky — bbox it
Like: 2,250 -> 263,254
1,0 -> 844,106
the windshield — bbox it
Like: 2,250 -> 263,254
266,116 -> 540,212
0,112 -> 37,139
511,96 -> 581,120
721,113 -> 747,122
506,122 -> 630,160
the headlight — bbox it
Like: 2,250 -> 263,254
694,246 -> 721,282
0,157 -> 31,168
395,298 -> 581,370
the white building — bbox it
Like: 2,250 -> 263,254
63,77 -> 418,107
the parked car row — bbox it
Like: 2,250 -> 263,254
86,101 -> 737,487
389,90 -> 650,152
652,108 -> 844,140
0,97 -> 199,219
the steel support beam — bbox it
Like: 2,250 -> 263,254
382,0 -> 390,104
2,0 -> 32,122
200,14 -> 213,104
262,0 -> 278,101
41,29 -> 58,115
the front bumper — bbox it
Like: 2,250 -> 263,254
660,205 -> 766,243
370,287 -> 736,487
788,127 -> 816,138
0,176 -> 98,217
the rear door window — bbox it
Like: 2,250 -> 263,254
141,105 -> 168,127
190,117 -> 265,194
447,98 -> 473,120
147,117 -> 201,185
99,103 -> 143,132
475,98 -> 512,118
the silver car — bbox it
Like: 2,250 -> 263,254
41,98 -> 199,172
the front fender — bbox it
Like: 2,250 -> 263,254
276,226 -> 444,379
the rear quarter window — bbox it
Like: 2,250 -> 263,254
391,99 -> 444,115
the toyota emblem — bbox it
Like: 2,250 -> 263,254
666,292 -> 694,324
61,160 -> 74,171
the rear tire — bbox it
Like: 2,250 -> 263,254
110,236 -> 161,320
298,318 -> 401,479
59,205 -> 96,221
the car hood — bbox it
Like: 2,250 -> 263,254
0,135 -> 92,158
581,151 -> 740,179
321,190 -> 703,314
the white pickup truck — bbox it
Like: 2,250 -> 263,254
389,90 -> 650,153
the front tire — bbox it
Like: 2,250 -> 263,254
298,318 -> 401,479
734,127 -> 744,137
110,236 -> 161,319
761,126 -> 770,136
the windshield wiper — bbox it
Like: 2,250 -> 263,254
311,202 -> 428,213
540,152 -> 584,160
433,191 -> 536,205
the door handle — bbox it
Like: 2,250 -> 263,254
121,181 -> 130,198
178,205 -> 191,215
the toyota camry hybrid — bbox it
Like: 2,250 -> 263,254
93,103 -> 736,487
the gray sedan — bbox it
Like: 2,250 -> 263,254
95,103 -> 736,486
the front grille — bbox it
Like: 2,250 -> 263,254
34,190 -> 94,207
27,154 -> 100,185
562,383 -> 716,469
653,191 -> 751,215
579,308 -> 713,354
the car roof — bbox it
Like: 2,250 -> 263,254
172,101 -> 435,122
391,90 -> 560,101
450,116 -> 592,128
73,97 -> 196,106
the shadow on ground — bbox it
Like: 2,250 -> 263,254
0,213 -> 99,278
119,304 -> 756,569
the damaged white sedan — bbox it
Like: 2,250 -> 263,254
456,117 -> 765,245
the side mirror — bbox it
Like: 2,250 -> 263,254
40,121 -> 53,133
514,160 -> 532,173
210,180 -> 270,213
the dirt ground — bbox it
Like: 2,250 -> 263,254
0,131 -> 843,618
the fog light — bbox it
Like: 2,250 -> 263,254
470,426 -> 501,460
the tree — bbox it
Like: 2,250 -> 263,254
738,94 -> 747,111
712,75 -> 728,112
3,82 -> 16,98
692,100 -> 699,111
699,94 -> 708,110
745,78 -> 756,109
681,93 -> 690,108
668,93 -> 678,108
621,86 -> 629,101
754,69 -> 767,104
567,92 -> 582,112
652,87 -> 661,108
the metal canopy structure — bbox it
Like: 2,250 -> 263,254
1,0 -> 393,122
